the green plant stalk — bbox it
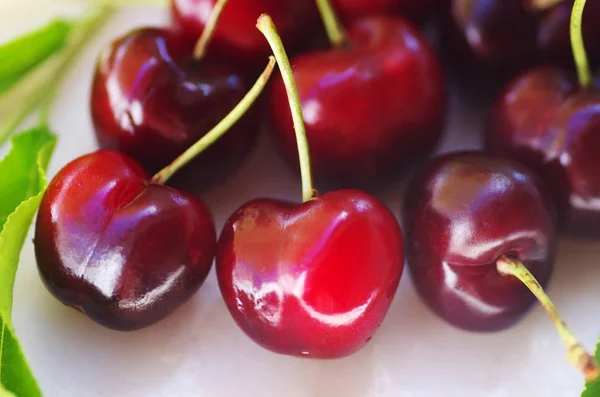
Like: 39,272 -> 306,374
0,4 -> 114,145
571,0 -> 592,88
257,14 -> 316,203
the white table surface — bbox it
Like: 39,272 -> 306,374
2,2 -> 600,396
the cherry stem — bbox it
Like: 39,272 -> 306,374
497,256 -> 599,382
315,0 -> 347,48
193,0 -> 229,60
151,56 -> 276,185
257,14 -> 316,202
571,0 -> 592,88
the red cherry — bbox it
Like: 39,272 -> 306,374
268,16 -> 446,190
34,151 -> 216,331
443,0 -> 600,95
486,66 -> 600,236
403,151 -> 600,380
404,152 -> 557,332
90,27 -> 260,191
331,0 -> 442,23
216,190 -> 404,358
170,0 -> 315,66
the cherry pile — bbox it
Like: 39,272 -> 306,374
32,0 -> 600,382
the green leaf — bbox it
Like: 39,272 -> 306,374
0,19 -> 72,94
0,126 -> 56,397
583,337 -> 600,396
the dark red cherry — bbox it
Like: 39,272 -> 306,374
268,16 -> 446,190
90,27 -> 260,191
170,0 -> 315,66
34,150 -> 216,331
331,0 -> 442,23
487,66 -> 600,237
216,190 -> 404,358
443,0 -> 600,94
403,152 -> 556,332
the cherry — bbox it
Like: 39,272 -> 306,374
403,151 -> 599,380
170,0 -> 315,67
216,15 -> 404,358
268,0 -> 446,190
90,20 -> 260,191
34,60 -> 276,331
443,0 -> 600,94
486,0 -> 600,237
330,0 -> 442,24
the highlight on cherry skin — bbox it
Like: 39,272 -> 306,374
486,65 -> 600,238
403,151 -> 557,332
90,26 -> 261,191
267,14 -> 447,191
33,150 -> 217,331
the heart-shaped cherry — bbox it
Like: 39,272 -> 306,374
216,15 -> 404,358
35,60 -> 275,330
91,4 -> 260,191
330,0 -> 442,24
403,151 -> 598,380
486,0 -> 600,237
268,0 -> 446,190
443,0 -> 600,96
170,0 -> 315,67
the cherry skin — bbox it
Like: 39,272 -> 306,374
170,0 -> 315,67
216,190 -> 404,358
403,152 -> 556,332
443,0 -> 600,93
90,27 -> 260,191
34,150 -> 216,331
331,0 -> 442,23
268,16 -> 446,191
487,66 -> 600,237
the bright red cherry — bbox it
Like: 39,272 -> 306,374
331,0 -> 443,23
486,65 -> 600,237
170,0 -> 315,66
268,15 -> 446,190
404,152 -> 557,332
443,0 -> 600,94
34,151 -> 216,331
217,190 -> 404,358
90,27 -> 260,191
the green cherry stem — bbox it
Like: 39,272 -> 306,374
497,256 -> 599,381
315,0 -> 347,48
257,14 -> 316,202
193,0 -> 229,60
151,56 -> 275,185
571,0 -> 592,88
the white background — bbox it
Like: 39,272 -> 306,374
1,2 -> 600,396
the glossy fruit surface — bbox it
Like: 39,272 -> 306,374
268,16 -> 446,190
170,0 -> 315,66
404,152 -> 556,332
444,0 -> 600,91
487,66 -> 600,237
331,0 -> 441,23
34,150 -> 216,331
216,190 -> 404,358
90,27 -> 259,190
